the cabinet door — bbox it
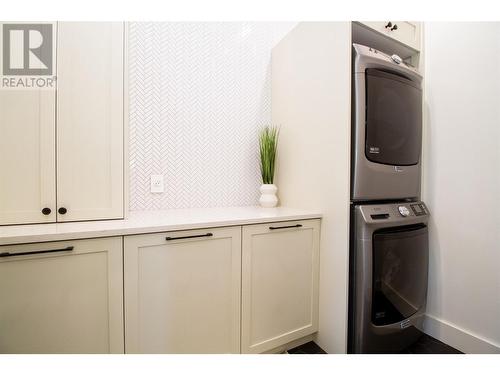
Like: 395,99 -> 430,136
124,227 -> 241,353
56,22 -> 124,222
360,21 -> 421,51
0,23 -> 56,225
0,237 -> 124,353
242,219 -> 320,353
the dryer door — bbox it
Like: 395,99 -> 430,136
365,68 -> 422,166
371,224 -> 428,326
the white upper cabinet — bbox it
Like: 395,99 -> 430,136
56,22 -> 124,222
359,21 -> 421,51
0,23 -> 57,225
0,89 -> 56,225
0,22 -> 124,225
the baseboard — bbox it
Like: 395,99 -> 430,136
424,314 -> 500,354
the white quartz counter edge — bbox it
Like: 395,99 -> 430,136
0,206 -> 322,246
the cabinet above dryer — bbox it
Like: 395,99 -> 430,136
358,21 -> 421,51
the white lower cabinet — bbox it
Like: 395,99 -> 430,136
0,218 -> 320,353
0,237 -> 124,354
124,227 -> 241,353
241,220 -> 321,353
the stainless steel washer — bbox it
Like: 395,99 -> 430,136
348,201 -> 429,353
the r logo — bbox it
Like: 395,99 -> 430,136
2,24 -> 53,75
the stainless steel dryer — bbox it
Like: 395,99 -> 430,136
348,201 -> 429,353
352,44 -> 423,201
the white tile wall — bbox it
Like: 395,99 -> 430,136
128,22 -> 295,210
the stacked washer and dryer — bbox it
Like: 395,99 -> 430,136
348,44 -> 429,353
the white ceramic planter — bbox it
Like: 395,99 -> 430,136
259,184 -> 278,208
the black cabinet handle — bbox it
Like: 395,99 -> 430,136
391,24 -> 398,31
385,22 -> 392,28
41,207 -> 51,215
58,207 -> 67,215
0,246 -> 74,258
269,224 -> 303,230
166,233 -> 213,241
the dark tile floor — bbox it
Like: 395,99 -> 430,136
287,341 -> 327,354
287,334 -> 462,354
400,334 -> 462,354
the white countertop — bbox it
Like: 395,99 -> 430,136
0,206 -> 322,245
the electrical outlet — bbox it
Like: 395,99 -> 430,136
150,174 -> 164,193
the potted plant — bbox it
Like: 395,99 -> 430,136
258,125 -> 279,207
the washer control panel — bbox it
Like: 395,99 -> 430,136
361,201 -> 429,223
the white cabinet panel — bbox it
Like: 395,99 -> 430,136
56,22 -> 124,222
1,22 -> 124,225
0,90 -> 56,225
242,219 -> 320,353
124,227 -> 241,353
0,237 -> 124,353
360,21 -> 421,51
0,24 -> 56,225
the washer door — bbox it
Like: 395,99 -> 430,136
371,224 -> 428,326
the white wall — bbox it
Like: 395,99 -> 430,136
423,22 -> 500,353
128,22 -> 295,210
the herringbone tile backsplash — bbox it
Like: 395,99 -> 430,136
129,22 -> 295,210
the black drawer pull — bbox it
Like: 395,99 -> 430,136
269,224 -> 303,230
0,246 -> 74,258
166,233 -> 213,241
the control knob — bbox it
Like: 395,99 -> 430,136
391,54 -> 402,64
398,206 -> 410,217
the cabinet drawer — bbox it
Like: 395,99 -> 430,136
360,21 -> 421,51
124,226 -> 241,353
0,237 -> 124,353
